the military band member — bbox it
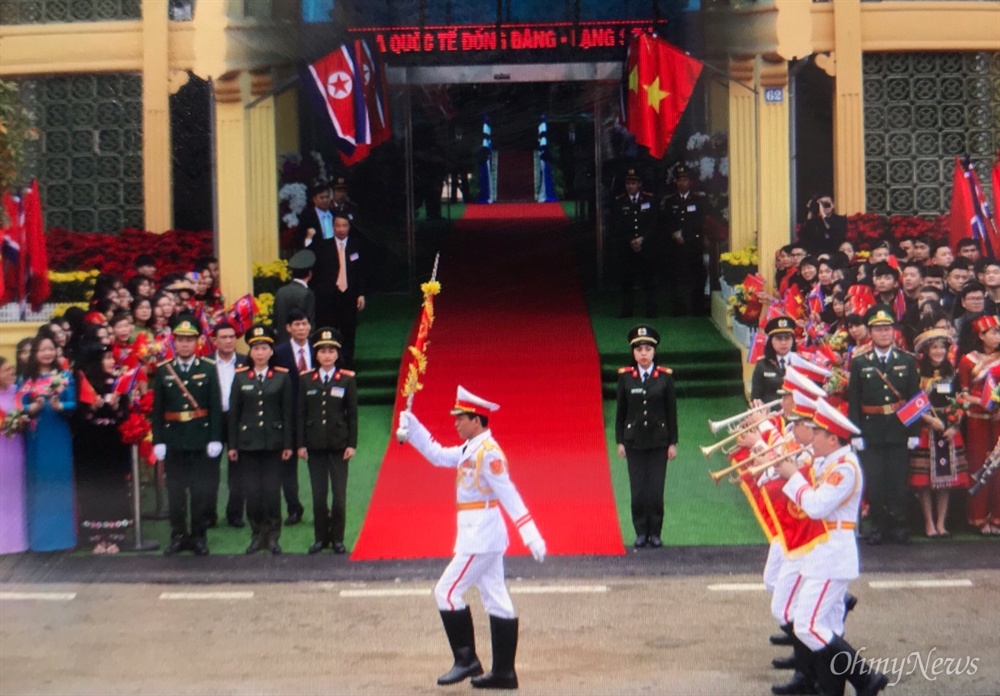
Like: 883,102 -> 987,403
615,325 -> 678,548
751,317 -> 796,404
847,304 -> 920,545
397,387 -> 546,690
228,324 -> 294,555
297,328 -> 358,555
773,399 -> 888,696
151,315 -> 223,556
613,168 -> 658,318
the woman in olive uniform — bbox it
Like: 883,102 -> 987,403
228,324 -> 294,555
614,325 -> 678,548
750,317 -> 796,403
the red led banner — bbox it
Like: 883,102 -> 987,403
348,20 -> 655,58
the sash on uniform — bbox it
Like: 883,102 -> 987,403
761,464 -> 829,557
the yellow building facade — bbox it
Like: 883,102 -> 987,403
1,0 -> 997,357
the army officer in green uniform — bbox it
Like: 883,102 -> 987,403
297,328 -> 358,555
848,304 -> 921,545
615,325 -> 678,548
152,315 -> 223,556
228,324 -> 294,555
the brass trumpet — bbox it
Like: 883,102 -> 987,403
708,435 -> 796,484
699,421 -> 766,459
739,446 -> 813,483
707,398 -> 782,434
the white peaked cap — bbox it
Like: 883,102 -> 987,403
450,385 -> 501,416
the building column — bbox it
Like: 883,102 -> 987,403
274,85 -> 300,157
755,56 -> 791,289
247,70 -> 279,265
142,0 -> 172,231
727,56 -> 758,255
831,0 -> 865,214
213,72 -> 253,304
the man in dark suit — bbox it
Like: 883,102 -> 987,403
848,304 -> 921,545
270,308 -> 313,525
297,328 -> 358,555
151,315 -> 224,556
210,321 -> 249,528
295,184 -> 334,251
309,211 -> 366,368
272,249 -> 316,343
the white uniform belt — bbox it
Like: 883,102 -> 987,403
457,499 -> 498,511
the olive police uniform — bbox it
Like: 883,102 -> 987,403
151,317 -> 223,553
660,165 -> 711,315
751,317 -> 795,403
614,326 -> 678,546
847,305 -> 920,544
297,328 -> 358,554
229,325 -> 294,553
397,387 -> 546,689
613,169 -> 658,318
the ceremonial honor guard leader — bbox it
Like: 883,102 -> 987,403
397,387 -> 547,690
297,328 -> 358,555
228,324 -> 294,555
772,399 -> 888,696
152,315 -> 223,556
847,304 -> 920,545
615,325 -> 678,548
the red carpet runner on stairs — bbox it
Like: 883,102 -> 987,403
351,202 -> 625,560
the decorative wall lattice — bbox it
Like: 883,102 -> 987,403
0,0 -> 140,24
18,74 -> 144,232
863,51 -> 1000,216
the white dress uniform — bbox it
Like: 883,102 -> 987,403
782,442 -> 863,651
399,389 -> 544,619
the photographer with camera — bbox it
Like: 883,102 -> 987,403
798,194 -> 847,256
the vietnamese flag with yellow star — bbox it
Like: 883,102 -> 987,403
624,34 -> 703,159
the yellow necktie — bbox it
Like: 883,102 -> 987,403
336,241 -> 348,293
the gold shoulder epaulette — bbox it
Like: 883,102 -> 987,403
157,358 -> 172,368
235,366 -> 249,373
200,357 -> 216,365
656,366 -> 673,375
273,366 -> 289,372
618,367 -> 633,374
300,368 -> 316,375
339,369 -> 356,377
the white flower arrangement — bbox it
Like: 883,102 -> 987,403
279,183 -> 308,228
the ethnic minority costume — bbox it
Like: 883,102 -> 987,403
957,346 -> 1000,528
908,370 -> 969,491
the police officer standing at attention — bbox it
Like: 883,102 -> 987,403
152,315 -> 223,557
848,304 -> 921,545
751,317 -> 796,404
615,325 -> 678,548
613,168 -> 658,318
661,164 -> 711,316
297,328 -> 358,555
228,324 -> 294,555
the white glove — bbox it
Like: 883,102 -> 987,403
907,437 -> 920,450
527,538 -> 546,563
206,441 -> 223,458
396,410 -> 414,443
851,437 -> 865,452
153,444 -> 167,461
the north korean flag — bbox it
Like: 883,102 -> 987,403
897,391 -> 932,426
303,45 -> 365,152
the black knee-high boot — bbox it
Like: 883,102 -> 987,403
437,607 -> 483,685
471,615 -> 519,690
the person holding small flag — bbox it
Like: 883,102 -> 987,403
73,343 -> 131,554
958,314 -> 1000,534
847,304 -> 921,545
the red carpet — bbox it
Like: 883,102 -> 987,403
351,203 -> 625,560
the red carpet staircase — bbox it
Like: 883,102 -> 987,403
351,203 -> 624,560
